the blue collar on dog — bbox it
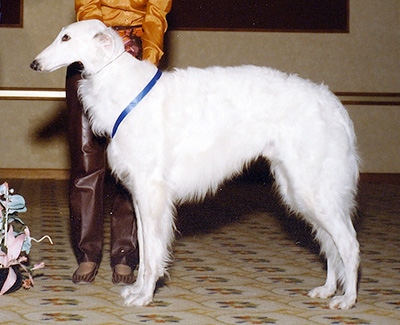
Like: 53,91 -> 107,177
111,69 -> 162,138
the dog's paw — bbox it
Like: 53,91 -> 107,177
308,285 -> 336,299
123,292 -> 153,307
328,294 -> 356,310
121,283 -> 154,306
121,283 -> 141,298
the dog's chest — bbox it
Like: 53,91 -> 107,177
79,80 -> 121,135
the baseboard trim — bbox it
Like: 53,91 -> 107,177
359,173 -> 400,184
0,169 -> 70,180
1,169 -> 399,184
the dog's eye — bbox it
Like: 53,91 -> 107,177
62,34 -> 71,42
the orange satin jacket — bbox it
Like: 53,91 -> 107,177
75,0 -> 172,65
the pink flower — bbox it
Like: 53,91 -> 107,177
32,262 -> 45,271
0,267 -> 18,295
22,278 -> 32,290
0,226 -> 26,268
0,226 -> 27,295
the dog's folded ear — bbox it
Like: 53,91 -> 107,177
93,31 -> 115,58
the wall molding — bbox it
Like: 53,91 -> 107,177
0,88 -> 65,101
1,88 -> 399,106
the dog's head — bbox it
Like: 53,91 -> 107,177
30,20 -> 125,75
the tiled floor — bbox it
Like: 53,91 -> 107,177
0,179 -> 399,324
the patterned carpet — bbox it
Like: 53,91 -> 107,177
0,177 -> 399,324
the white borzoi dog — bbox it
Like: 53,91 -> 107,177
31,20 -> 360,309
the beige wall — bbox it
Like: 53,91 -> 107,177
0,0 -> 399,173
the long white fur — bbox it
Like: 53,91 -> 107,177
31,20 -> 360,309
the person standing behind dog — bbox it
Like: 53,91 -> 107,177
66,0 -> 172,285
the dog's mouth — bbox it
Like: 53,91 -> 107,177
30,60 -> 65,73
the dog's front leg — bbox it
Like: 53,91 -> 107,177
121,200 -> 149,305
121,183 -> 174,307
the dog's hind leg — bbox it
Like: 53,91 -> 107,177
121,181 -> 174,306
302,192 -> 359,310
311,215 -> 359,310
270,158 -> 359,309
308,228 -> 340,299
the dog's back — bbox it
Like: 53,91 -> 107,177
101,64 -> 357,202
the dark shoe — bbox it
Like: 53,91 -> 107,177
112,264 -> 135,285
72,262 -> 99,284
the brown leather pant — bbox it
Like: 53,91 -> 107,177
66,62 -> 138,269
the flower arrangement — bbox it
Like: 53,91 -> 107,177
0,182 -> 53,295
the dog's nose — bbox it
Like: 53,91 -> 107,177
30,59 -> 41,71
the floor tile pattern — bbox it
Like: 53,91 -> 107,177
0,179 -> 399,324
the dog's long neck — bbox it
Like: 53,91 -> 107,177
78,54 -> 159,137
83,50 -> 126,78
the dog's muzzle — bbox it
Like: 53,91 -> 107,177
30,59 -> 42,71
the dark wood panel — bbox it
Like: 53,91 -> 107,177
0,0 -> 23,27
168,0 -> 348,32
